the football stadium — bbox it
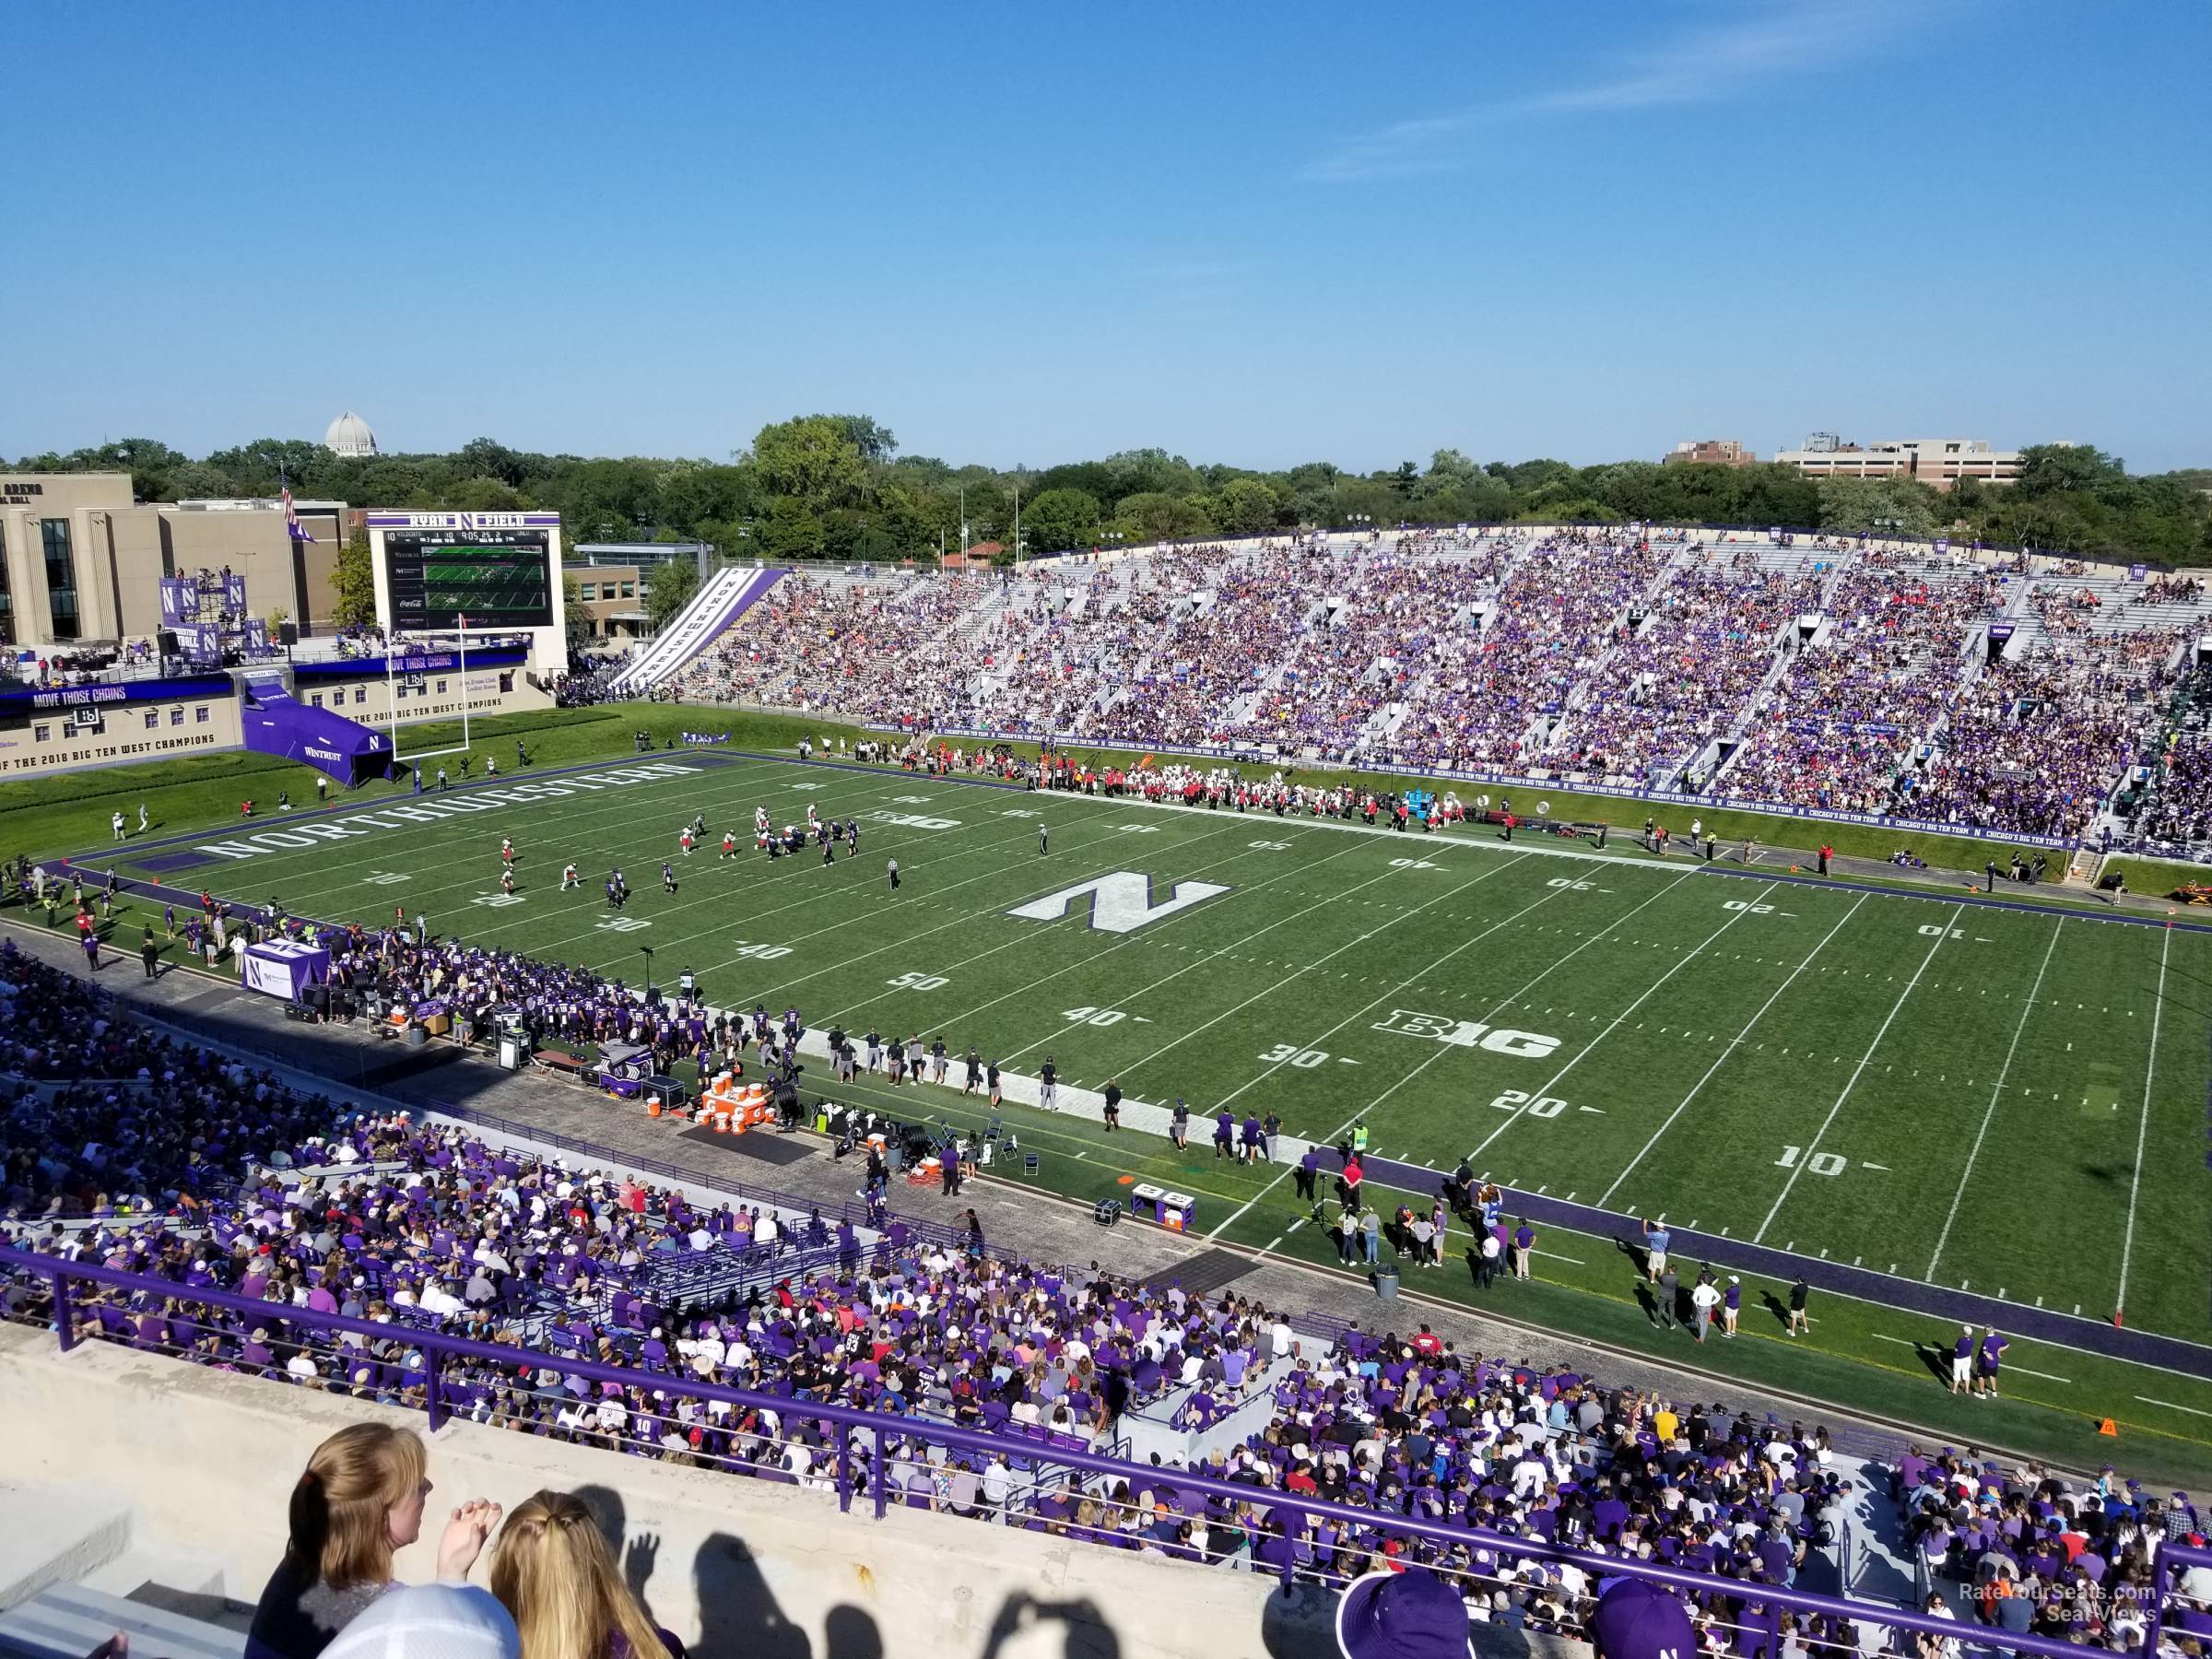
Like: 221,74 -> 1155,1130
7,12 -> 2212,1659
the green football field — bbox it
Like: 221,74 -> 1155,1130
64,744 -> 2212,1475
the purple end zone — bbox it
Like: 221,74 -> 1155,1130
135,850 -> 217,874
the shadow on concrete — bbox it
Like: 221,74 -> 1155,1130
694,1531 -> 817,1659
976,1594 -> 1121,1659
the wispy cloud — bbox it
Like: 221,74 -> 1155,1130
1302,4 -> 1927,182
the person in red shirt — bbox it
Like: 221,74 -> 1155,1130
1818,842 -> 1834,876
1411,1324 -> 1443,1358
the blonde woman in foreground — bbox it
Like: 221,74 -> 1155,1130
489,1491 -> 684,1659
247,1422 -> 501,1659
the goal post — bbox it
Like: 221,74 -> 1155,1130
383,627 -> 477,771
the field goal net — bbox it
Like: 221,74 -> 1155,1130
384,628 -> 483,771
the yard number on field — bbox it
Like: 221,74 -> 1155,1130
472,892 -> 524,908
729,939 -> 790,960
1773,1145 -> 1849,1177
888,971 -> 947,991
1390,858 -> 1439,870
596,916 -> 652,933
1918,924 -> 1970,939
1724,900 -> 1775,914
1063,1006 -> 1127,1027
1547,877 -> 1594,891
1261,1042 -> 1331,1069
364,871 -> 410,886
1489,1089 -> 1567,1118
1248,840 -> 1289,851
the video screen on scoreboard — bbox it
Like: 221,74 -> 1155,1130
382,530 -> 555,629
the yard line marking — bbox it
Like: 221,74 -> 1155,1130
241,753 -> 812,920
1924,916 -> 2063,1281
1076,853 -> 1544,1084
1207,870 -> 1697,1239
1755,904 -> 1961,1243
727,813 -> 1256,999
2114,927 -> 2171,1323
968,839 -> 1435,1062
1598,892 -> 1869,1207
1463,880 -> 1778,1162
2137,1394 -> 2212,1419
1531,1249 -> 1584,1265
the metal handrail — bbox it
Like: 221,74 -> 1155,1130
3,1241 -> 2187,1658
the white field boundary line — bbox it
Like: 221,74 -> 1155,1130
2138,1394 -> 2212,1420
1462,880 -> 1781,1164
711,814 -> 1262,1006
1216,868 -> 1700,1243
529,788 -> 1159,980
1598,892 -> 1870,1208
1924,916 -> 2064,1281
841,829 -> 1407,1042
1753,903 -> 1963,1243
232,754 -> 807,918
2114,926 -> 2171,1322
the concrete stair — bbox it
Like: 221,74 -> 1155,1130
0,1583 -> 246,1659
0,1486 -> 132,1615
0,1484 -> 247,1659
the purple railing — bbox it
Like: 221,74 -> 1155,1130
6,1242 -> 2201,1658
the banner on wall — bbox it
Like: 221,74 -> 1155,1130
173,623 -> 223,665
242,618 -> 269,652
159,580 -> 199,627
222,573 -> 248,614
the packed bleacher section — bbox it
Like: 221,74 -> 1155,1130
663,529 -> 2205,845
1889,1442 -> 2207,1648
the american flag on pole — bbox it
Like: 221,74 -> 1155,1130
281,483 -> 315,544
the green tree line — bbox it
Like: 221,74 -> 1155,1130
17,425 -> 2211,567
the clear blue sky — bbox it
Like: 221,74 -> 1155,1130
6,2 -> 2206,473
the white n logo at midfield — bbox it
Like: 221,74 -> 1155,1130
1008,871 -> 1231,935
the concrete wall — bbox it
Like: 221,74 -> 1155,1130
292,662 -> 554,729
0,1325 -> 1345,1659
0,687 -> 240,779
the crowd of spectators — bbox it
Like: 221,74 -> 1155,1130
1903,630 -> 2185,839
649,533 -> 2206,843
1891,1442 -> 2209,1650
9,939 -> 2212,1653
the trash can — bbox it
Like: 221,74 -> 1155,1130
1375,1266 -> 1399,1300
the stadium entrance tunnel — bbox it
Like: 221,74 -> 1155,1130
237,674 -> 394,785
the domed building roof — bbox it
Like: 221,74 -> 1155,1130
324,411 -> 378,457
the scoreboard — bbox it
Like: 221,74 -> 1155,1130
381,528 -> 554,629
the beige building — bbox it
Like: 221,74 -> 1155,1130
1664,440 -> 1756,467
567,563 -> 649,641
1772,437 -> 2022,490
0,472 -> 348,649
